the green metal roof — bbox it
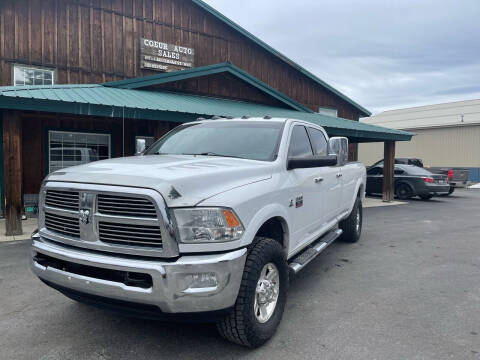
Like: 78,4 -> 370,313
191,0 -> 371,117
0,84 -> 412,141
103,62 -> 313,113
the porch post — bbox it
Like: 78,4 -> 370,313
382,141 -> 395,202
3,110 -> 23,236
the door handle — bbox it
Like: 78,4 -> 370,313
336,173 -> 343,178
314,177 -> 324,183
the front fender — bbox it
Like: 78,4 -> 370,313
240,203 -> 291,252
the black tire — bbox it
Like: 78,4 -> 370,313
420,194 -> 433,200
216,237 -> 288,348
396,183 -> 413,200
339,196 -> 362,243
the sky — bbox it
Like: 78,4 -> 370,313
203,0 -> 480,115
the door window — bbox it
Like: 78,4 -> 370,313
48,131 -> 110,173
306,127 -> 328,156
367,167 -> 383,175
288,126 -> 313,158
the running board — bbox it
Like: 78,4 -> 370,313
288,228 -> 343,274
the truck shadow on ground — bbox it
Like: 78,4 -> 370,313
67,301 -> 253,354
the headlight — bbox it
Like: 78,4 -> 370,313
172,207 -> 244,243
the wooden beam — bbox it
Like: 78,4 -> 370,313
382,141 -> 395,202
3,110 -> 23,236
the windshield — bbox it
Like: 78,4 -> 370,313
145,121 -> 285,161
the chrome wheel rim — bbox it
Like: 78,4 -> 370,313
254,263 -> 280,323
355,209 -> 361,233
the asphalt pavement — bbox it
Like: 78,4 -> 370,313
1,189 -> 479,360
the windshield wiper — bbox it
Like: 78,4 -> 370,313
181,152 -> 247,159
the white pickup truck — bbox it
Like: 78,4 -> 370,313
31,117 -> 366,347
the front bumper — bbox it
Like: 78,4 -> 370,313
31,236 -> 247,314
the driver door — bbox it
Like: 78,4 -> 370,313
286,125 -> 322,249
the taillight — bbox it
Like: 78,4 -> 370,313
447,170 -> 454,179
422,177 -> 434,183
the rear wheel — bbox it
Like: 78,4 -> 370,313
216,237 -> 288,348
396,183 -> 413,200
339,196 -> 362,243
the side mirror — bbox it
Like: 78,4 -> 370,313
287,155 -> 337,170
135,138 -> 146,155
328,137 -> 349,166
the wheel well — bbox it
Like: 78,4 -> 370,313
256,217 -> 288,250
395,181 -> 413,192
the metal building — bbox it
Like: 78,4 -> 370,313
358,99 -> 480,182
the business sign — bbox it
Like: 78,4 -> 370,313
140,38 -> 195,72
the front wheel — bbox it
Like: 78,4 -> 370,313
216,237 -> 288,348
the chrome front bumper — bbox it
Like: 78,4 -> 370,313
31,236 -> 247,313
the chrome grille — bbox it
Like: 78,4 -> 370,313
97,194 -> 157,218
45,190 -> 79,211
39,184 -> 179,258
44,212 -> 80,238
98,222 -> 162,247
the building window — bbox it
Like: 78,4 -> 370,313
318,107 -> 338,118
13,65 -> 55,86
48,131 -> 111,173
135,136 -> 155,153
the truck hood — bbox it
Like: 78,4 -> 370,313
45,155 -> 274,207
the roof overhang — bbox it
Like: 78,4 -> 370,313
0,84 -> 412,142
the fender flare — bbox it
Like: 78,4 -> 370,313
240,203 -> 291,254
346,178 -> 365,215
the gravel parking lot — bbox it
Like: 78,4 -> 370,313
1,189 -> 479,360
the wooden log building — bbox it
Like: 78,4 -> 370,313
0,0 -> 412,235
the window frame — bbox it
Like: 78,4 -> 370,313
47,130 -> 111,173
12,64 -> 56,86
